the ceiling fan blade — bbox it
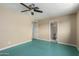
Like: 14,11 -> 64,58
34,7 -> 39,9
21,10 -> 30,12
20,3 -> 31,9
34,9 -> 43,13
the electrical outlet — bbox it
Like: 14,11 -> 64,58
8,41 -> 11,45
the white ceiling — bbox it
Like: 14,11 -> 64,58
34,3 -> 79,20
0,3 -> 79,20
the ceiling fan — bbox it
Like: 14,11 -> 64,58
20,3 -> 43,15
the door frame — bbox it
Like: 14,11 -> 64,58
49,20 -> 58,42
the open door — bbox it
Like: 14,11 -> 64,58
50,22 -> 57,42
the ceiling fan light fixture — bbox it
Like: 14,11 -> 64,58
31,12 -> 34,15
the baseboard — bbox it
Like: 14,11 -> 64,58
35,38 -> 77,47
35,38 -> 58,43
35,38 -> 50,42
50,39 -> 57,43
58,42 -> 79,51
0,40 -> 32,51
58,41 -> 77,47
35,38 -> 76,46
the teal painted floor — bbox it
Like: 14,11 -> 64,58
0,39 -> 79,56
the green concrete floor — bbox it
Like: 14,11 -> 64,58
0,39 -> 79,56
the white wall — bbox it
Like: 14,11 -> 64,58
35,14 -> 77,46
0,4 -> 33,48
56,14 -> 76,45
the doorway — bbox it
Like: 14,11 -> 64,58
50,22 -> 57,42
32,22 -> 38,39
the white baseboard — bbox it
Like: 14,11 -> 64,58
35,38 -> 58,43
35,38 -> 77,47
0,40 -> 32,51
50,39 -> 57,43
35,38 -> 50,42
37,38 -> 79,51
58,41 -> 77,47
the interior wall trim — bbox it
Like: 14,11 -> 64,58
58,41 -> 77,48
35,38 -> 77,48
49,20 -> 51,41
35,38 -> 50,42
0,40 -> 32,51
